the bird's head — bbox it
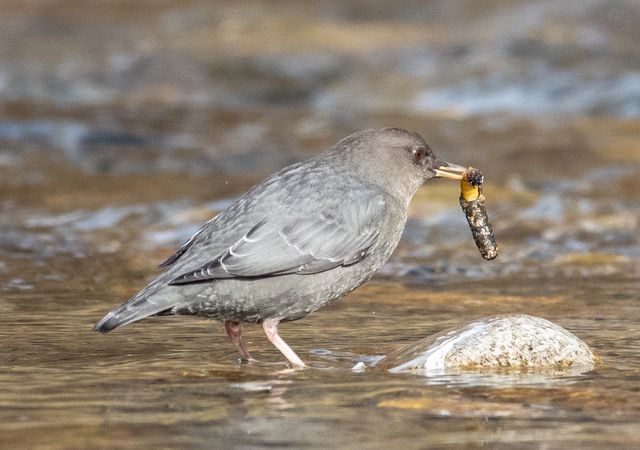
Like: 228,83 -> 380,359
338,128 -> 467,202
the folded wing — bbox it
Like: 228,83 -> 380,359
169,196 -> 386,285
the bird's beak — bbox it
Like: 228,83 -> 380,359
433,161 -> 467,180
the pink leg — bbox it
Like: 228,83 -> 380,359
262,319 -> 306,368
224,320 -> 252,361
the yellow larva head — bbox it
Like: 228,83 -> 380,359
460,168 -> 483,201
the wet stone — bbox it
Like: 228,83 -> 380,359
380,314 -> 598,375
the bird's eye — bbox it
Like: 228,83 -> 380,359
412,148 -> 425,163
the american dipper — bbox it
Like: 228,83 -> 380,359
93,128 -> 468,367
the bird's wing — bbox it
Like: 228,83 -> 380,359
168,195 -> 387,285
158,218 -> 213,268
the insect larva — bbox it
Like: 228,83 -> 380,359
459,168 -> 498,260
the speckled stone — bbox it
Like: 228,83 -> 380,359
381,314 -> 598,374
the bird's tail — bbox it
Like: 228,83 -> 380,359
93,279 -> 172,333
93,305 -> 146,332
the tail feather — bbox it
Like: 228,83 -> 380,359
93,312 -> 123,332
93,278 -> 176,333
93,307 -> 150,332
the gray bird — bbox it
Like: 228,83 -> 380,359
93,128 -> 467,367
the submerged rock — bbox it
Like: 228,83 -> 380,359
380,314 -> 598,375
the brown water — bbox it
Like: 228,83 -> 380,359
1,1 -> 640,448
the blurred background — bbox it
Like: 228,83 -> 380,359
1,0 -> 639,280
1,1 -> 639,448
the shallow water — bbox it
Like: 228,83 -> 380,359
1,0 -> 640,448
1,275 -> 639,448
